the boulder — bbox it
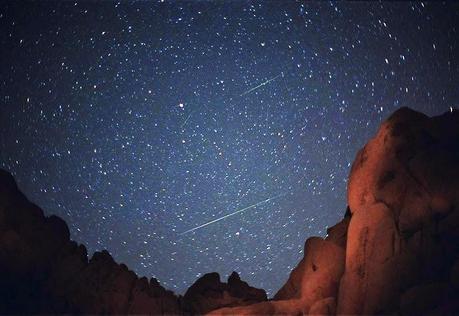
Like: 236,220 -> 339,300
338,107 -> 459,314
211,108 -> 459,315
273,236 -> 345,314
183,272 -> 267,315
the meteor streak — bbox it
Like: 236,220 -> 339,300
180,193 -> 286,235
240,73 -> 283,97
181,112 -> 193,128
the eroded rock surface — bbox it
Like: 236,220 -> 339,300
183,272 -> 267,315
338,107 -> 459,315
211,107 -> 459,315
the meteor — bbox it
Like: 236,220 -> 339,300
240,73 -> 283,97
180,193 -> 286,235
181,112 -> 193,128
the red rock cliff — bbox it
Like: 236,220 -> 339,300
210,107 -> 459,315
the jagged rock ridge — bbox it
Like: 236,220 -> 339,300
1,107 -> 458,315
0,169 -> 266,314
183,271 -> 267,315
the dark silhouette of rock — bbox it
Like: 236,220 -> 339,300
0,169 -> 265,314
2,107 -> 459,315
0,167 -> 182,314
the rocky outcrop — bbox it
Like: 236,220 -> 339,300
209,216 -> 350,316
0,169 -> 265,314
2,107 -> 459,315
210,107 -> 459,315
338,107 -> 459,315
0,168 -> 181,314
183,272 -> 267,315
274,215 -> 350,303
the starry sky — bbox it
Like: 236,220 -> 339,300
1,1 -> 458,296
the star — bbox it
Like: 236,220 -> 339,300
1,0 -> 457,296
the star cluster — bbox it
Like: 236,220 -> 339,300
1,1 -> 458,295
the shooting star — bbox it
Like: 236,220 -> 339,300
180,193 -> 286,235
240,73 -> 283,97
180,112 -> 193,128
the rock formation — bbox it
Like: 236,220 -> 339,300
0,169 -> 266,314
182,272 -> 267,315
210,107 -> 459,315
338,107 -> 459,315
1,107 -> 458,315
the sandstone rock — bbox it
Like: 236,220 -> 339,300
208,108 -> 459,316
208,299 -> 305,316
308,297 -> 336,316
325,213 -> 350,249
337,202 -> 403,314
183,271 -> 267,315
227,271 -> 267,302
273,236 -> 345,314
338,108 -> 459,315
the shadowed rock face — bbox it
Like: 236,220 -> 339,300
183,272 -> 267,315
0,169 -> 182,314
0,170 -> 266,315
1,107 -> 459,315
210,107 -> 459,315
338,107 -> 459,315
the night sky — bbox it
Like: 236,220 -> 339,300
1,1 -> 458,296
